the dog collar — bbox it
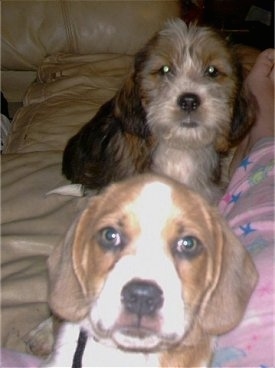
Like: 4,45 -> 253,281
72,329 -> 88,368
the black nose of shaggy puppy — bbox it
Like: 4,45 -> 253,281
121,280 -> 164,317
178,93 -> 201,112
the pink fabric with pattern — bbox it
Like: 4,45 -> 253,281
213,137 -> 274,368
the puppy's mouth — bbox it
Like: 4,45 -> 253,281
180,115 -> 198,128
94,312 -> 179,351
112,325 -> 163,351
181,120 -> 198,128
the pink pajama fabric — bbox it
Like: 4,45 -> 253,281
0,348 -> 41,367
214,138 -> 274,368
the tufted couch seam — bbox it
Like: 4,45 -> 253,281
60,1 -> 79,54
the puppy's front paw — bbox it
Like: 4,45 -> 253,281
24,317 -> 55,358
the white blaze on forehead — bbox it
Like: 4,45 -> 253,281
130,181 -> 175,234
129,179 -> 180,270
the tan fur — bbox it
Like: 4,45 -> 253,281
47,174 -> 258,367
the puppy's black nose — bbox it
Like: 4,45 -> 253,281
121,280 -> 163,317
178,93 -> 200,112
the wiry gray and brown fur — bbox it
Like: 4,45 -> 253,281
62,19 -> 255,202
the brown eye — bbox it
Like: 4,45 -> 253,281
173,236 -> 202,259
98,227 -> 124,251
205,65 -> 219,78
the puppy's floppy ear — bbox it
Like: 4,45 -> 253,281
114,58 -> 150,138
47,207 -> 92,322
229,80 -> 257,146
201,216 -> 258,335
114,36 -> 159,139
229,47 -> 259,146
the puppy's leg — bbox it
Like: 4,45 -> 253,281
24,316 -> 61,358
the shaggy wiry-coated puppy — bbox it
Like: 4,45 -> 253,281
62,19 -> 255,202
44,174 -> 258,367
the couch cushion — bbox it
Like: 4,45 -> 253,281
4,54 -> 133,153
1,151 -> 87,351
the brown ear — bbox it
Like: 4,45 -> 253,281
228,45 -> 260,147
47,209 -> 91,322
201,217 -> 258,335
114,38 -> 157,139
115,70 -> 150,138
229,82 -> 257,146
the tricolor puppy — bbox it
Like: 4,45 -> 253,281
62,19 -> 256,203
45,174 -> 258,367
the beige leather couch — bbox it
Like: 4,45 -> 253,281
1,0 -> 259,357
1,0 -> 182,354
